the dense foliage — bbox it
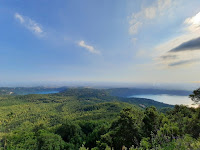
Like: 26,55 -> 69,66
0,88 -> 199,150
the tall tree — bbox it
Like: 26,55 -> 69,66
142,106 -> 160,137
102,108 -> 142,149
189,88 -> 200,105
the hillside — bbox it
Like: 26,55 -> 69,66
0,87 -> 174,109
58,88 -> 173,109
1,87 -> 199,150
0,88 -> 139,149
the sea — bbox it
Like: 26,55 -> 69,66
34,91 -> 60,94
129,94 -> 193,106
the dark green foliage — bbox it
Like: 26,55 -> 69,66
5,122 -> 65,150
55,121 -> 83,149
79,121 -> 109,148
142,107 -> 161,137
102,108 -> 143,149
59,88 -> 109,97
37,130 -> 65,150
0,87 -> 200,150
184,108 -> 200,138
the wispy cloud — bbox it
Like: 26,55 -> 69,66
128,0 -> 172,35
15,13 -> 24,23
157,50 -> 200,67
161,55 -> 177,60
78,40 -> 100,54
14,13 -> 44,36
14,13 -> 100,55
129,22 -> 142,35
168,59 -> 199,67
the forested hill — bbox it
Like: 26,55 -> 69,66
58,88 -> 110,98
0,87 -> 173,109
108,88 -> 191,97
0,87 -> 199,149
58,88 -> 173,109
0,87 -> 191,97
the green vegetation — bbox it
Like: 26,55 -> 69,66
0,88 -> 199,150
0,87 -> 66,95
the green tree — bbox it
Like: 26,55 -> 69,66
142,106 -> 160,137
56,121 -> 84,149
37,129 -> 65,150
185,108 -> 200,138
5,122 -> 37,150
190,88 -> 200,105
151,122 -> 179,147
102,108 -> 142,149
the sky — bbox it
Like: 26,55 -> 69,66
1,0 -> 200,87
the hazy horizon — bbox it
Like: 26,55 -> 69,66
0,81 -> 199,91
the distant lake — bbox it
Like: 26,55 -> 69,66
129,94 -> 193,106
34,91 -> 60,94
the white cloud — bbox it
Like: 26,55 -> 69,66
15,13 -> 24,23
145,7 -> 156,19
78,40 -> 100,54
14,13 -> 44,36
28,19 -> 43,33
157,0 -> 172,12
129,22 -> 142,35
128,0 -> 172,35
184,12 -> 200,32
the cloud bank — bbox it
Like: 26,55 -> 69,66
168,59 -> 199,67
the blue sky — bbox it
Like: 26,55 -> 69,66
1,0 -> 200,85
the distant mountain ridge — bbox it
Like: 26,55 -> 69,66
0,87 -> 178,109
58,88 -> 174,109
108,88 -> 191,97
0,87 -> 191,97
0,87 -> 67,95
